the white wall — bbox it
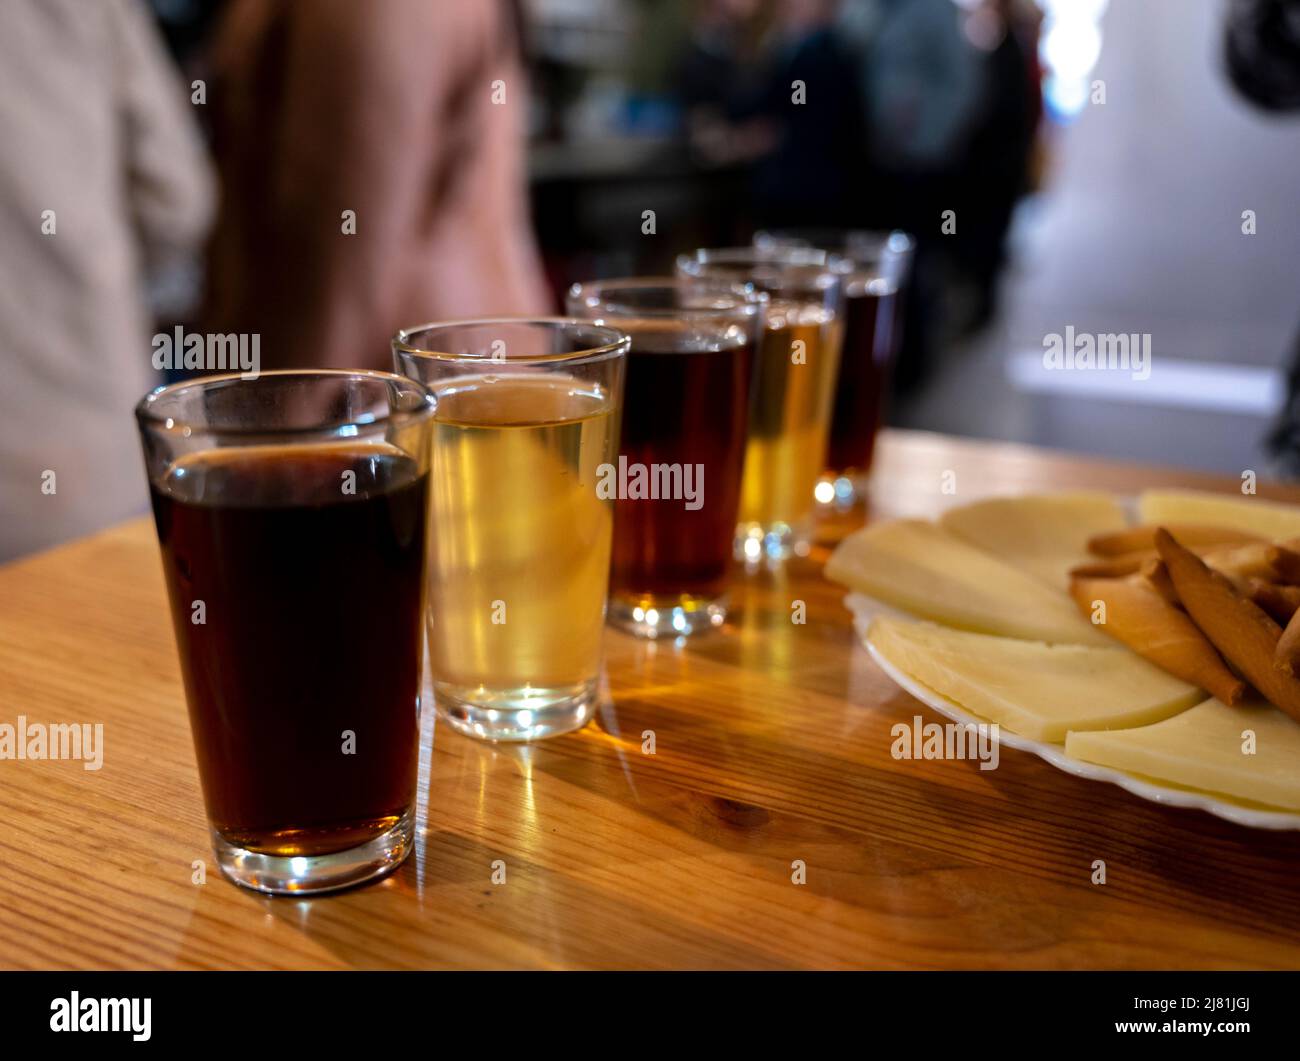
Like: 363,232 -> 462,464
1012,0 -> 1300,366
901,0 -> 1300,473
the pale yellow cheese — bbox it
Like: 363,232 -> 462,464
828,519 -> 1109,645
868,618 -> 1201,743
939,492 -> 1127,586
1066,698 -> 1300,812
1138,488 -> 1300,542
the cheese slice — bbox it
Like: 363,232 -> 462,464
1139,489 -> 1300,542
939,492 -> 1127,586
869,618 -> 1201,742
827,519 -> 1109,645
1066,698 -> 1300,812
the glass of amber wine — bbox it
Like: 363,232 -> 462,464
755,229 -> 915,508
394,319 -> 628,742
676,247 -> 846,561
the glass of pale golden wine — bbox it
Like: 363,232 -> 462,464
676,247 -> 846,560
567,277 -> 765,638
394,319 -> 628,742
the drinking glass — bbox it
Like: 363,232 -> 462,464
676,247 -> 845,560
394,319 -> 628,741
567,277 -> 763,637
756,229 -> 915,507
136,370 -> 437,895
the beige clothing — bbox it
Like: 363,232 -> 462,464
0,0 -> 214,561
204,0 -> 550,370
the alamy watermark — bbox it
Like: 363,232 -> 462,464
152,326 -> 260,378
891,715 -> 1000,771
596,457 -> 703,511
0,716 -> 103,770
50,992 -> 150,1041
1042,325 -> 1150,381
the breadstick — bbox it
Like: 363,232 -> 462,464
1155,528 -> 1300,722
1277,608 -> 1300,676
1138,558 -> 1179,606
1266,544 -> 1300,585
1247,580 -> 1300,624
1069,553 -> 1153,579
1087,524 -> 1262,558
1069,574 -> 1245,705
1200,541 -> 1283,584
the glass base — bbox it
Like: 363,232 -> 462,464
212,807 -> 414,896
816,471 -> 865,510
609,594 -> 726,638
735,520 -> 809,562
434,679 -> 597,742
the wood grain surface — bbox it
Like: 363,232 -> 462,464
2,429 -> 1299,970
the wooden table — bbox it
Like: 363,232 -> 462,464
3,429 -> 1300,970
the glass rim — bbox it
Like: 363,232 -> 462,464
567,276 -> 768,321
755,228 -> 916,259
678,245 -> 846,269
134,368 -> 437,436
676,246 -> 849,289
392,316 -> 630,365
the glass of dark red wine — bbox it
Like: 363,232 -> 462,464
676,247 -> 847,561
135,370 -> 436,895
567,278 -> 764,637
754,229 -> 915,509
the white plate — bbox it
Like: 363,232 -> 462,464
845,592 -> 1300,831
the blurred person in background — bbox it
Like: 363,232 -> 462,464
851,0 -> 980,393
1225,0 -> 1300,111
680,0 -> 762,114
950,0 -> 1039,331
677,0 -> 867,225
678,0 -> 776,167
1226,0 -> 1300,474
858,0 -> 980,231
203,0 -> 550,370
0,0 -> 213,561
846,0 -> 1039,392
745,0 -> 869,227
